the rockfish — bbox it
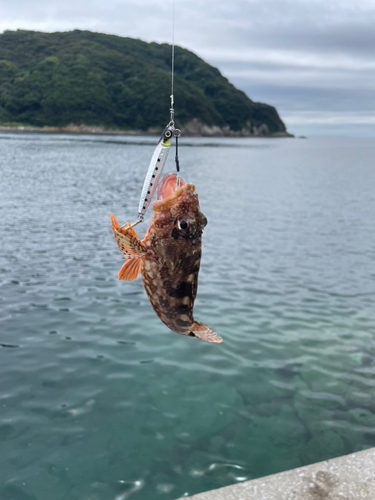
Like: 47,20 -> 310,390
110,173 -> 222,343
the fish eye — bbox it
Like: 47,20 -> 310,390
178,217 -> 189,233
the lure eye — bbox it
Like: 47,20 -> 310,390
165,130 -> 172,138
178,217 -> 189,233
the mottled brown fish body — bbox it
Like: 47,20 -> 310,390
110,177 -> 222,343
141,184 -> 204,336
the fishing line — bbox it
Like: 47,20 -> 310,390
175,129 -> 181,186
170,0 -> 175,126
170,0 -> 182,185
124,0 -> 180,229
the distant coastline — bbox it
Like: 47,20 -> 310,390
0,121 -> 294,138
0,30 -> 292,138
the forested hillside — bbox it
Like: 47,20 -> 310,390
0,30 -> 289,135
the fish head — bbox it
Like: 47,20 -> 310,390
149,174 -> 207,269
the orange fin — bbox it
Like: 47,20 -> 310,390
118,258 -> 142,281
190,321 -> 223,343
110,213 -> 146,258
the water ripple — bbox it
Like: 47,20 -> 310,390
1,134 -> 375,499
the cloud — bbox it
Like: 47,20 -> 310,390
1,0 -> 374,136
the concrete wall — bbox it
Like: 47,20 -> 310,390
176,448 -> 375,500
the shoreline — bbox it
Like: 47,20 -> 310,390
0,122 -> 294,138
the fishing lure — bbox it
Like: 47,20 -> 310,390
123,0 -> 181,229
130,124 -> 175,227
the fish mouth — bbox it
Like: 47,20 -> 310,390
153,173 -> 195,212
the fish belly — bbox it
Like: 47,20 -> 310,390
141,259 -> 195,335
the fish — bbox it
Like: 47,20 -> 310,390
110,173 -> 222,343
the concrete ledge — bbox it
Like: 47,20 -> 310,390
177,448 -> 375,500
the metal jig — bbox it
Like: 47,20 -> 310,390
121,0 -> 181,229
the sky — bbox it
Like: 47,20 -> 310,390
1,0 -> 375,137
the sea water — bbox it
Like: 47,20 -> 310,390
1,133 -> 375,500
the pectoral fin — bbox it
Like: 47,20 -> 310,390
110,213 -> 146,258
190,321 -> 223,343
118,258 -> 142,281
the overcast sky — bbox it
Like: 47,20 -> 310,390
1,0 -> 375,137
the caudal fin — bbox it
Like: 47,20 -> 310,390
190,321 -> 223,343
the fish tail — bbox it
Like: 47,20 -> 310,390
190,321 -> 223,343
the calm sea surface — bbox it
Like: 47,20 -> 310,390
1,133 -> 375,500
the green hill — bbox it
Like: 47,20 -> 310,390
0,30 -> 290,136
